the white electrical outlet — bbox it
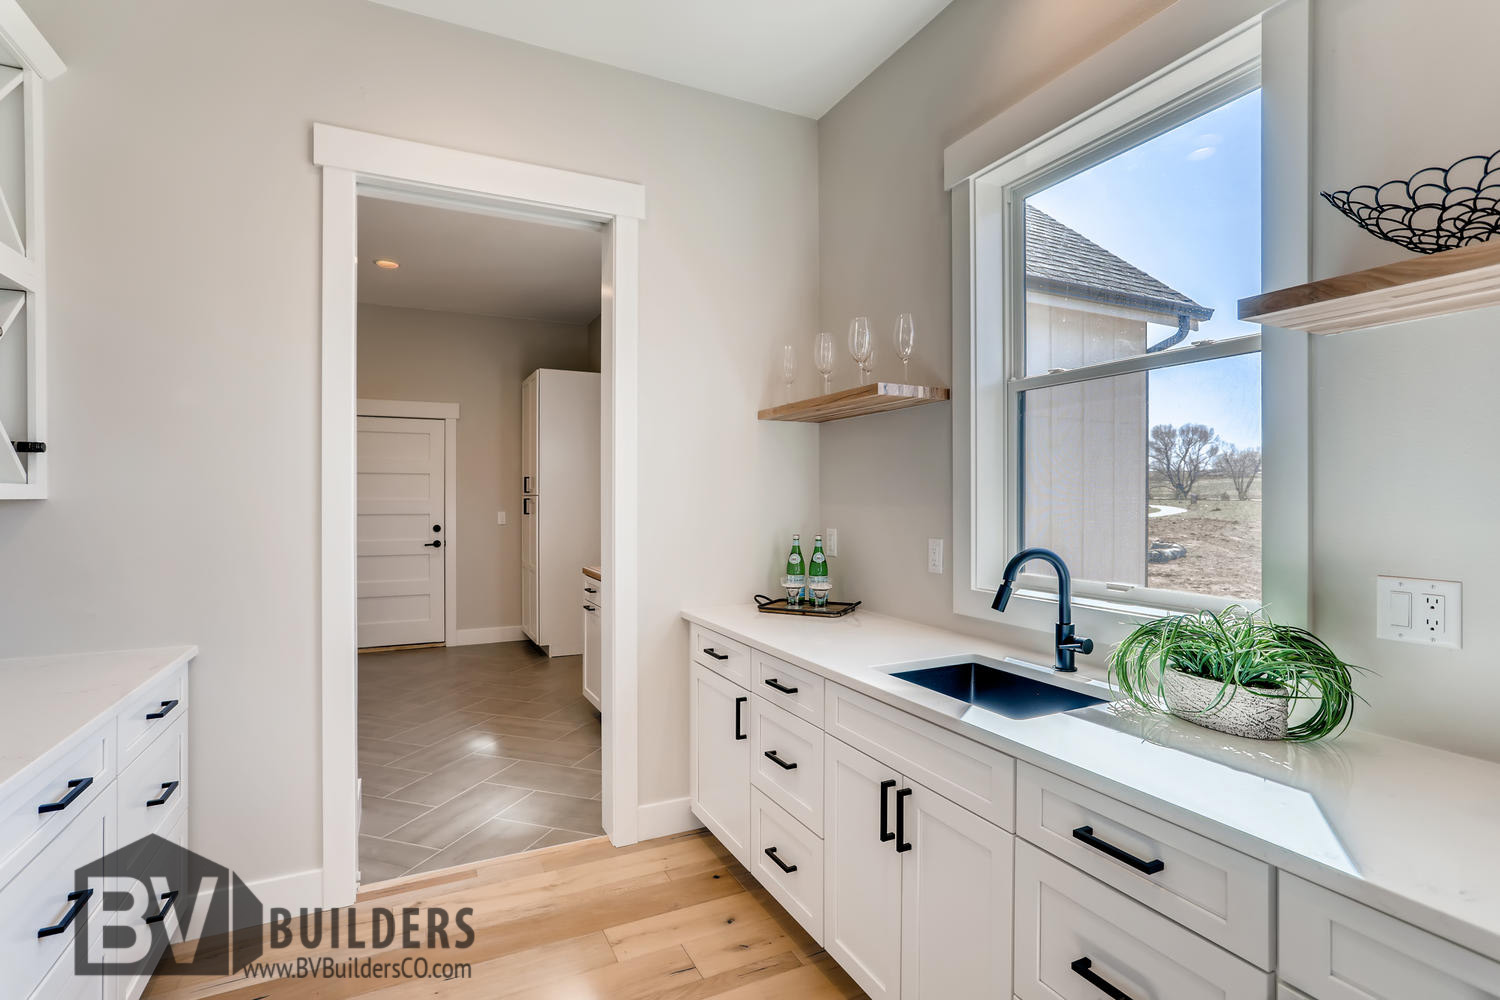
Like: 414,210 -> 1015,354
1376,576 -> 1462,649
927,538 -> 944,574
497,511 -> 508,525
825,528 -> 838,557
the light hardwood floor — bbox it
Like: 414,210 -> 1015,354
144,829 -> 866,999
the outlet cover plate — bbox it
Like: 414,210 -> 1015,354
1376,576 -> 1461,649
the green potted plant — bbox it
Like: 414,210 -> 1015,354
1109,606 -> 1363,742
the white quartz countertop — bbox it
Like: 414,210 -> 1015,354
0,646 -> 196,799
683,604 -> 1500,961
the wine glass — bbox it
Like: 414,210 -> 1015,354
848,317 -> 873,386
813,332 -> 835,394
895,313 -> 915,382
781,344 -> 796,402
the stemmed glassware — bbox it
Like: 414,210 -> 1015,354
895,313 -> 915,382
813,332 -> 835,394
782,344 -> 796,402
848,317 -> 873,385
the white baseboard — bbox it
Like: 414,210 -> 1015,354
450,626 -> 526,646
190,867 -> 324,932
637,796 -> 699,841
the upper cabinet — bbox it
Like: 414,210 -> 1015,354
0,0 -> 64,499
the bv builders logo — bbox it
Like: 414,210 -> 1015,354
72,835 -> 475,983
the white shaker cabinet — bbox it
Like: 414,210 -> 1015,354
689,662 -> 751,865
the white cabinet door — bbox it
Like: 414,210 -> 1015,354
901,780 -> 1013,1000
690,663 -> 751,865
823,735 -> 904,1000
521,495 -> 539,644
521,371 -> 538,494
582,602 -> 601,710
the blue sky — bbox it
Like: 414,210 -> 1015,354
1029,89 -> 1263,449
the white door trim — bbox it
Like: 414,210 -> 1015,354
357,400 -> 460,647
319,124 -> 644,907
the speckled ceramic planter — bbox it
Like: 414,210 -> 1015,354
1161,668 -> 1290,740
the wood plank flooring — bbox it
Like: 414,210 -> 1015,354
143,829 -> 867,999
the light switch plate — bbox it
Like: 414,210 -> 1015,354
1376,576 -> 1461,648
497,511 -> 507,525
825,528 -> 838,557
927,538 -> 944,574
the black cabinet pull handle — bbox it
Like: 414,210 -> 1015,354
146,699 -> 179,720
38,888 -> 93,938
764,847 -> 798,874
523,497 -> 532,515
895,787 -> 913,852
523,475 -> 531,494
38,777 -> 94,814
585,587 -> 598,594
763,677 -> 799,695
733,696 -> 747,740
879,779 -> 897,842
764,750 -> 797,771
147,781 -> 181,808
145,889 -> 179,925
1072,826 -> 1164,875
583,604 -> 597,611
702,647 -> 729,661
1071,957 -> 1134,1000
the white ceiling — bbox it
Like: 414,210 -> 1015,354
368,0 -> 955,118
357,197 -> 602,325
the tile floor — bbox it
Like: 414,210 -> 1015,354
357,641 -> 603,883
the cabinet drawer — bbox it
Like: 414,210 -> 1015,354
750,696 -> 824,836
118,665 -> 187,769
32,918 -> 110,1000
690,626 -> 751,686
0,722 -> 113,892
827,682 -> 1014,831
118,714 -> 188,849
0,790 -> 113,1000
1015,841 -> 1271,1000
753,650 -> 824,726
1279,873 -> 1500,999
1017,763 -> 1273,968
750,787 -> 824,945
582,573 -> 604,609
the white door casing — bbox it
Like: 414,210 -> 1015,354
356,415 -> 445,647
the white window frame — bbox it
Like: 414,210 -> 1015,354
949,0 -> 1310,644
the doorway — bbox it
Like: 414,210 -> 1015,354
317,124 -> 644,908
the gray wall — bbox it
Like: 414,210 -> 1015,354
816,0 -> 1500,761
357,304 -> 594,634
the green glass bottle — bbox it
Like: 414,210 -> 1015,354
808,534 -> 830,607
783,534 -> 806,604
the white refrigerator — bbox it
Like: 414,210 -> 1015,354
521,369 -> 600,657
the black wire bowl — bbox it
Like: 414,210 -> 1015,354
1321,149 -> 1500,254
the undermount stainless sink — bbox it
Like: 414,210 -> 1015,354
891,659 -> 1111,720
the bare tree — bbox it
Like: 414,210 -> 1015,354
1217,445 -> 1262,500
1149,423 -> 1220,501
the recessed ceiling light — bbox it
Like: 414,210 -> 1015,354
374,258 -> 400,269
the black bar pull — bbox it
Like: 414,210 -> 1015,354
734,696 -> 748,741
1071,958 -> 1134,1000
523,475 -> 531,494
583,604 -> 597,612
523,497 -> 532,515
147,781 -> 181,808
13,441 -> 45,453
37,889 -> 93,938
145,890 -> 179,925
38,777 -> 94,814
764,750 -> 797,771
763,677 -> 799,695
895,787 -> 913,852
1072,826 -> 1165,875
764,847 -> 798,874
585,586 -> 598,594
146,699 -> 179,720
423,539 -> 442,548
702,647 -> 729,661
879,779 -> 897,842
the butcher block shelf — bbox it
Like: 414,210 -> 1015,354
1238,239 -> 1500,335
758,382 -> 951,423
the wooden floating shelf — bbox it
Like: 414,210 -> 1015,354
1238,239 -> 1500,335
758,382 -> 950,423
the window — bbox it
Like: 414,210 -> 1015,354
961,26 -> 1271,619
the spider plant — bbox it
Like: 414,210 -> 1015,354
1109,606 -> 1365,742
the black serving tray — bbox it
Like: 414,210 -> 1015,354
754,594 -> 862,618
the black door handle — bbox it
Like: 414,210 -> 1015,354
1071,958 -> 1135,1000
764,846 -> 798,874
37,889 -> 93,938
147,781 -> 181,808
424,539 -> 442,548
879,779 -> 896,842
763,750 -> 797,771
763,677 -> 799,695
702,647 -> 729,661
733,696 -> 747,740
146,699 -> 179,720
38,777 -> 94,814
1072,826 -> 1165,875
145,890 -> 179,925
895,787 -> 913,852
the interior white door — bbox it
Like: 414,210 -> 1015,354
357,415 -> 445,648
